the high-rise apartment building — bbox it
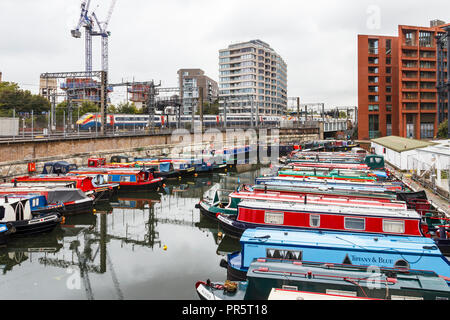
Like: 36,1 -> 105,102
177,69 -> 218,115
358,21 -> 449,140
218,40 -> 287,116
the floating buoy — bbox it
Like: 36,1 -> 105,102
194,173 -> 198,177
93,209 -> 97,215
60,217 -> 66,225
218,232 -> 223,239
163,245 -> 167,251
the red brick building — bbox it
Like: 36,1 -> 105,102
358,20 -> 449,140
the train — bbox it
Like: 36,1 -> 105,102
75,113 -> 293,130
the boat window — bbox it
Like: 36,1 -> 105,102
264,211 -> 284,225
344,217 -> 365,231
266,248 -> 302,260
310,215 -> 320,228
120,176 -> 131,182
326,289 -> 357,297
394,259 -> 410,270
390,295 -> 423,301
282,285 -> 298,291
383,220 -> 405,234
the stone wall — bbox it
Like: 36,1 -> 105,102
0,128 -> 320,179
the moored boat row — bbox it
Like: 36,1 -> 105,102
195,144 -> 450,300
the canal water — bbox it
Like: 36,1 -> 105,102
0,166 -> 272,300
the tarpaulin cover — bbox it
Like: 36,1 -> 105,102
47,189 -> 88,204
396,191 -> 428,202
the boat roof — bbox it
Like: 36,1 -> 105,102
0,197 -> 26,205
232,191 -> 407,209
241,228 -> 440,254
238,199 -> 419,218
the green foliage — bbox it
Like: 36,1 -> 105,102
196,101 -> 220,115
116,102 -> 141,114
0,82 -> 50,115
437,120 -> 448,139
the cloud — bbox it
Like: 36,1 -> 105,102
0,0 -> 449,107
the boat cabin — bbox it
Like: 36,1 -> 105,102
228,228 -> 450,283
42,161 -> 78,174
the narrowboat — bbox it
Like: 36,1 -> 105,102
13,175 -> 101,197
134,160 -> 180,179
4,194 -> 65,214
277,169 -> 379,182
0,187 -> 94,216
69,168 -> 164,191
41,161 -> 78,174
216,199 -> 428,240
66,171 -> 119,199
196,186 -> 408,221
223,228 -> 450,283
87,157 -> 132,169
255,176 -> 405,192
106,169 -> 164,191
198,258 -> 450,300
135,158 -> 196,177
286,153 -> 385,170
0,196 -> 62,236
280,165 -> 390,181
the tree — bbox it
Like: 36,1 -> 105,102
116,102 -> 141,114
196,100 -> 220,115
0,82 -> 50,114
437,120 -> 448,139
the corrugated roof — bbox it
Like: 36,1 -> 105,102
371,136 -> 436,153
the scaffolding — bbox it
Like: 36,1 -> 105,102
40,71 -> 109,134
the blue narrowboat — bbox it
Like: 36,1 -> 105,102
4,194 -> 65,214
223,228 -> 450,284
198,258 -> 450,300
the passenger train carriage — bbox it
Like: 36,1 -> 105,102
76,113 -> 288,130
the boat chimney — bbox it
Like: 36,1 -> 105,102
13,179 -> 17,187
304,195 -> 307,204
4,196 -> 8,203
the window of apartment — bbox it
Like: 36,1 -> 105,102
386,67 -> 391,74
386,76 -> 392,84
419,31 -> 433,48
369,115 -> 379,138
386,57 -> 391,65
386,95 -> 392,102
369,95 -> 379,102
386,104 -> 392,112
386,86 -> 392,93
403,30 -> 416,46
369,57 -> 379,64
368,39 -> 379,54
369,67 -> 379,74
368,105 -> 379,111
369,76 -> 379,83
420,123 -> 434,139
386,39 -> 392,55
369,85 -> 378,93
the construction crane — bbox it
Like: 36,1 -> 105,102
71,0 -> 94,73
91,0 -> 117,73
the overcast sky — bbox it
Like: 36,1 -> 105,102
0,0 -> 449,108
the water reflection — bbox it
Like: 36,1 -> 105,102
0,167 -> 267,299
